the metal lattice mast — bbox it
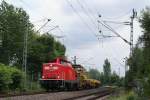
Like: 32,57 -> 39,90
22,22 -> 28,84
130,9 -> 137,56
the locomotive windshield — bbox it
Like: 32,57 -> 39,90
60,60 -> 72,66
60,60 -> 71,66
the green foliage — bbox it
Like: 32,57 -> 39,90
9,68 -> 24,90
0,1 -> 33,65
88,59 -> 123,86
143,74 -> 150,97
27,33 -> 66,80
126,7 -> 150,98
126,47 -> 144,89
0,1 -> 66,81
103,59 -> 111,84
110,72 -> 123,86
127,95 -> 136,100
108,91 -> 138,100
0,64 -> 11,91
88,68 -> 101,80
0,63 -> 24,92
29,82 -> 43,91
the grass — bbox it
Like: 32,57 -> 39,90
108,90 -> 137,100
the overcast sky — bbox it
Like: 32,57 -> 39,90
4,0 -> 150,76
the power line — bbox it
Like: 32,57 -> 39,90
82,0 -> 99,17
31,18 -> 48,24
97,9 -> 137,76
102,42 -> 125,71
65,0 -> 99,41
65,0 -> 95,34
46,25 -> 66,38
102,20 -> 130,25
101,24 -> 126,32
102,9 -> 132,20
19,0 -> 32,8
45,23 -> 66,43
96,34 -> 119,38
76,0 -> 97,27
37,19 -> 51,33
97,17 -> 130,71
97,20 -> 131,45
46,25 -> 59,33
19,0 -> 46,23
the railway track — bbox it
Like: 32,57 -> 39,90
63,87 -> 113,100
0,87 -> 114,100
0,90 -> 61,98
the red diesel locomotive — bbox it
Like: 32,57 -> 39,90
40,57 -> 101,91
40,57 -> 79,90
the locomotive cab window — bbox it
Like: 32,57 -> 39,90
60,60 -> 71,66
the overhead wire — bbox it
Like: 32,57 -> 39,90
98,20 -> 131,45
19,0 -> 54,33
45,25 -> 59,33
79,0 -> 122,41
102,20 -> 130,25
100,40 -> 125,76
19,0 -> 32,8
37,19 -> 51,33
74,0 -> 129,73
77,0 -> 112,46
97,14 -> 131,74
65,0 -> 99,41
31,18 -> 48,24
20,0 -> 67,41
102,9 -> 132,20
82,0 -> 99,18
78,0 -> 107,42
47,22 -> 67,44
19,0 -> 128,72
98,19 -> 131,56
76,0 -> 107,48
76,0 -> 97,28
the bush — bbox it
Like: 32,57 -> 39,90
0,64 -> 12,91
126,91 -> 138,100
127,95 -> 135,100
0,63 -> 24,92
9,68 -> 24,90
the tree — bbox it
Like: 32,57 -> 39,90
110,71 -> 120,85
0,1 -> 33,66
88,60 -> 122,86
0,63 -> 24,92
139,7 -> 150,97
103,59 -> 111,84
27,33 -> 66,80
126,7 -> 150,97
88,68 -> 101,80
0,1 -> 66,81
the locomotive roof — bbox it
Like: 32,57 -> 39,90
72,64 -> 86,70
51,57 -> 71,63
72,64 -> 84,68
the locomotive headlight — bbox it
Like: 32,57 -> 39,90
52,66 -> 58,70
42,75 -> 45,78
50,64 -> 53,67
49,66 -> 58,71
44,66 -> 50,70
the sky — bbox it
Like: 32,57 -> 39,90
3,0 -> 150,76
